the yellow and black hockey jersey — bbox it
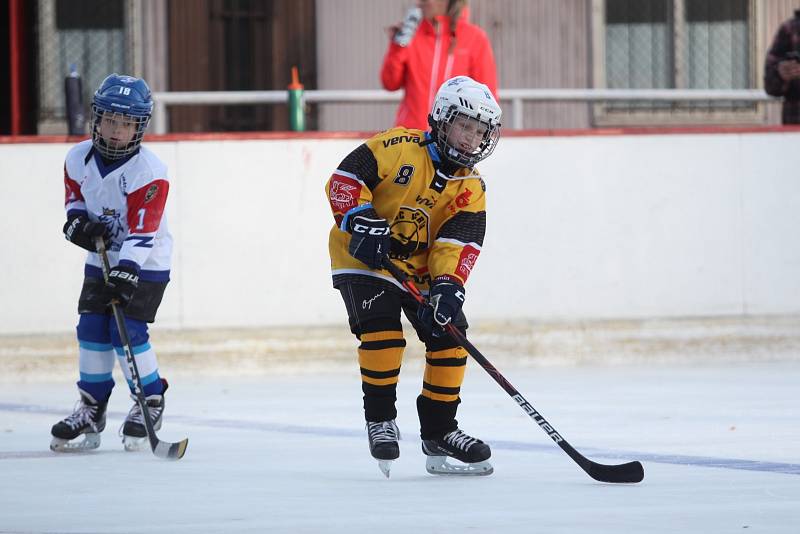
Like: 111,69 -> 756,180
326,127 -> 486,292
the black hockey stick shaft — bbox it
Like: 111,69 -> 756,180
96,238 -> 188,460
381,258 -> 643,483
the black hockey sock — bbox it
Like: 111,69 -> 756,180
417,394 -> 460,440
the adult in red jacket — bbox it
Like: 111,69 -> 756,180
381,0 -> 498,130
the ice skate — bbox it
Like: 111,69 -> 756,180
421,429 -> 493,476
366,420 -> 400,478
50,389 -> 108,452
120,381 -> 167,452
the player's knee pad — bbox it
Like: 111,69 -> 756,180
109,317 -> 150,348
422,325 -> 466,352
76,313 -> 111,344
358,329 -> 406,389
421,346 -> 468,402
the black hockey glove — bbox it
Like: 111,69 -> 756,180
63,215 -> 108,252
418,279 -> 466,337
102,265 -> 139,308
348,214 -> 391,270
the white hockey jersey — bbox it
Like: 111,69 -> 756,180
63,140 -> 172,281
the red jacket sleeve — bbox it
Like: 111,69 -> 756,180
380,42 -> 408,91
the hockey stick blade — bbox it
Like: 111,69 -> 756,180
586,459 -> 644,484
381,258 -> 644,484
561,439 -> 643,483
154,438 -> 189,461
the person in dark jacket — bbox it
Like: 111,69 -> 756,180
765,10 -> 800,124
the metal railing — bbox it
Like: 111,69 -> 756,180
151,89 -> 775,134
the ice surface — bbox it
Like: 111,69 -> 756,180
1,359 -> 798,533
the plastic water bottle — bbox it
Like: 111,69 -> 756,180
394,7 -> 422,47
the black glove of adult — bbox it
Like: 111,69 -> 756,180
418,279 -> 466,337
102,265 -> 139,308
348,214 -> 391,270
63,215 -> 108,252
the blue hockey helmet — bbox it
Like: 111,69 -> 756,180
91,74 -> 153,160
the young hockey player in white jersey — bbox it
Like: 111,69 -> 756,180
325,76 -> 502,477
51,74 -> 174,452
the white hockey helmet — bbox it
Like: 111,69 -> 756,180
428,76 -> 502,168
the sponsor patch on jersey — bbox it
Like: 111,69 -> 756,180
416,194 -> 436,208
328,175 -> 361,214
102,207 -> 116,216
144,184 -> 159,203
448,188 -> 473,214
456,244 -> 481,281
382,135 -> 421,148
455,188 -> 473,208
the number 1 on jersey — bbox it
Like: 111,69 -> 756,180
136,208 -> 146,230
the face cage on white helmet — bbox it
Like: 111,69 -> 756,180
91,106 -> 150,161
434,107 -> 500,169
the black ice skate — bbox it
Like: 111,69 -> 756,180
366,420 -> 400,478
120,381 -> 167,452
50,389 -> 108,452
421,429 -> 493,476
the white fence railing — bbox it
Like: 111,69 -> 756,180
151,89 -> 775,134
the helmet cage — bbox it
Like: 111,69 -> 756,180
90,74 -> 153,160
91,107 -> 150,160
434,106 -> 500,168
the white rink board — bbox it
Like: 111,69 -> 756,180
1,131 -> 799,334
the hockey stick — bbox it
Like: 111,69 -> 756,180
95,237 -> 188,460
382,258 -> 644,483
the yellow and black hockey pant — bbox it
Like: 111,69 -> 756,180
339,282 -> 406,422
339,281 -> 469,438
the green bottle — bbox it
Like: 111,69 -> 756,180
288,66 -> 305,132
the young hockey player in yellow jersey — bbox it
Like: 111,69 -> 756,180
325,76 -> 502,477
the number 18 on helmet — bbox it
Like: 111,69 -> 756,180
91,73 -> 153,161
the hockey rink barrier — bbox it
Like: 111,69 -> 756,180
2,128 -> 799,335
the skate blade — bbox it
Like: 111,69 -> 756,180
378,460 -> 393,478
425,456 -> 493,476
50,433 -> 101,452
122,435 -> 147,452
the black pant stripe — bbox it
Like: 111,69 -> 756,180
359,339 -> 407,351
422,381 -> 461,395
425,357 -> 468,367
360,367 -> 401,379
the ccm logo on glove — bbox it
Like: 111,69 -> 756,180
348,214 -> 391,270
352,222 -> 391,236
